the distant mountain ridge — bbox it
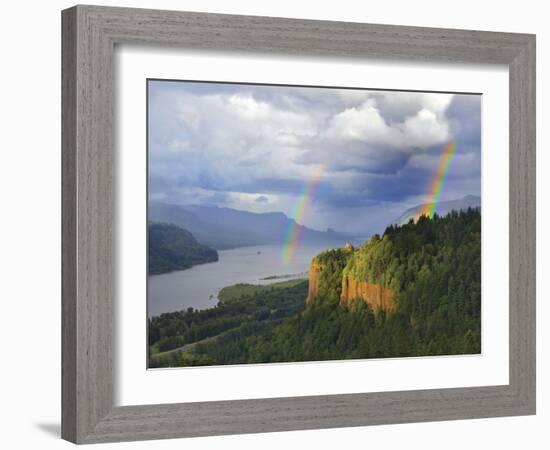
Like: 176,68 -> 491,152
149,202 -> 351,250
393,195 -> 481,226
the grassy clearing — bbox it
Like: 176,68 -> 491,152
218,279 -> 306,303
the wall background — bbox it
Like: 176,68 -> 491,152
0,1 -> 546,448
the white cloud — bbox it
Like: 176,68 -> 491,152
400,108 -> 450,148
152,90 -> 321,185
324,97 -> 451,150
376,92 -> 453,121
325,99 -> 389,142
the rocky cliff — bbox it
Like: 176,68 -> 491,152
306,209 -> 482,316
305,248 -> 350,306
306,246 -> 396,312
340,276 -> 396,312
306,261 -> 322,305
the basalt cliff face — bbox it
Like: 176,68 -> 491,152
306,261 -> 323,305
305,248 -> 349,306
306,248 -> 396,312
340,276 -> 396,312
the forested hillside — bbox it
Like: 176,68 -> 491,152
394,194 -> 480,225
148,222 -> 218,275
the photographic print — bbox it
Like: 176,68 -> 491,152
147,80 -> 481,368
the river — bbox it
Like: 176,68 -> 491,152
147,242 -> 340,317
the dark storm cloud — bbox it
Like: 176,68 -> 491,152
447,94 -> 482,144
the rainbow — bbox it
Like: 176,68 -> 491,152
281,164 -> 326,264
418,141 -> 457,219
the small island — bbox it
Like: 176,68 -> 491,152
260,273 -> 306,281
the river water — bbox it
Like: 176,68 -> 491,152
147,243 -> 338,317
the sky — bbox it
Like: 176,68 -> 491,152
148,80 -> 481,235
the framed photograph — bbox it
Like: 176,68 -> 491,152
62,5 -> 536,444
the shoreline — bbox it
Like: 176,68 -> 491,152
150,277 -> 308,320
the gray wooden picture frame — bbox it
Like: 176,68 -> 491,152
61,4 -> 536,444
